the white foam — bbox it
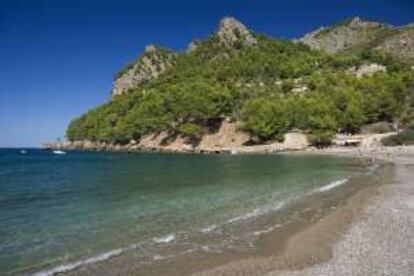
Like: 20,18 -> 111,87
153,234 -> 175,243
32,233 -> 172,276
227,201 -> 286,224
253,224 -> 282,236
317,179 -> 348,192
227,208 -> 262,223
201,224 -> 218,233
33,248 -> 123,276
153,254 -> 164,260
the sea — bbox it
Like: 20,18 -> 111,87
0,149 -> 372,275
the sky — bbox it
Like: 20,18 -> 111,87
0,0 -> 413,147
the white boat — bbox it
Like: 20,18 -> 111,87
20,149 -> 27,154
53,150 -> 66,155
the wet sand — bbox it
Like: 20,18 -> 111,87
269,154 -> 414,276
189,164 -> 394,276
63,157 -> 396,276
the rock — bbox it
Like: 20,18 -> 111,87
112,45 -> 176,96
299,17 -> 392,54
299,16 -> 414,60
291,85 -> 308,94
349,63 -> 387,78
217,17 -> 257,48
186,39 -> 201,53
375,28 -> 414,59
282,132 -> 309,150
145,44 -> 157,53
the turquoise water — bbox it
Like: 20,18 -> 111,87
0,149 -> 365,275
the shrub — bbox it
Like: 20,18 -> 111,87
381,124 -> 414,146
177,123 -> 204,140
308,130 -> 335,148
239,97 -> 289,142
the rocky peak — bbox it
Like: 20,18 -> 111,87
145,44 -> 158,53
299,16 -> 392,53
112,45 -> 176,97
347,16 -> 388,29
216,17 -> 257,48
186,39 -> 201,53
347,16 -> 366,28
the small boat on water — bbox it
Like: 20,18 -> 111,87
53,150 -> 66,155
20,149 -> 27,154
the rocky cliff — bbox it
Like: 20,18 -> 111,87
375,27 -> 414,60
216,17 -> 257,48
299,17 -> 414,60
112,45 -> 176,96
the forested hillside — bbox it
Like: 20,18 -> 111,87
66,17 -> 414,147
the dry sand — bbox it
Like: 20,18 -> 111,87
268,151 -> 414,276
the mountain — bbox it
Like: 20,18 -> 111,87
62,16 -> 414,152
299,17 -> 414,61
111,17 -> 257,97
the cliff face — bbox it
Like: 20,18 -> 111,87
216,17 -> 257,48
299,17 -> 392,53
299,17 -> 414,60
375,27 -> 414,60
112,45 -> 176,96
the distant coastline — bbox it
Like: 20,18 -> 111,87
43,130 -> 398,156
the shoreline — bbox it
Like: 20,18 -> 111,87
59,154 -> 397,276
270,151 -> 414,276
197,148 -> 413,276
32,146 -> 413,276
190,163 -> 394,276
43,132 -> 403,157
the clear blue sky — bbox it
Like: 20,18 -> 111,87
1,0 -> 413,147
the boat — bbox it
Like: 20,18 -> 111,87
20,149 -> 27,154
53,150 -> 66,155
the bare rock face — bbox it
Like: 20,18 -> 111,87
376,28 -> 414,59
112,45 -> 176,97
349,63 -> 387,78
186,39 -> 202,53
299,17 -> 391,53
217,17 -> 257,48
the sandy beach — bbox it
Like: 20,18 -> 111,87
191,146 -> 414,276
56,145 -> 413,276
271,147 -> 414,276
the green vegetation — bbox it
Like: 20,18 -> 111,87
177,123 -> 204,141
67,30 -> 414,147
382,124 -> 414,146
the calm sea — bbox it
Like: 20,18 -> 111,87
0,149 -> 366,275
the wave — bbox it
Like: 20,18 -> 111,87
316,178 -> 348,192
31,178 -> 348,275
252,224 -> 282,236
32,232 -> 176,276
153,234 -> 175,243
33,248 -> 123,276
227,201 -> 286,224
200,224 -> 218,233
32,232 -> 172,276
